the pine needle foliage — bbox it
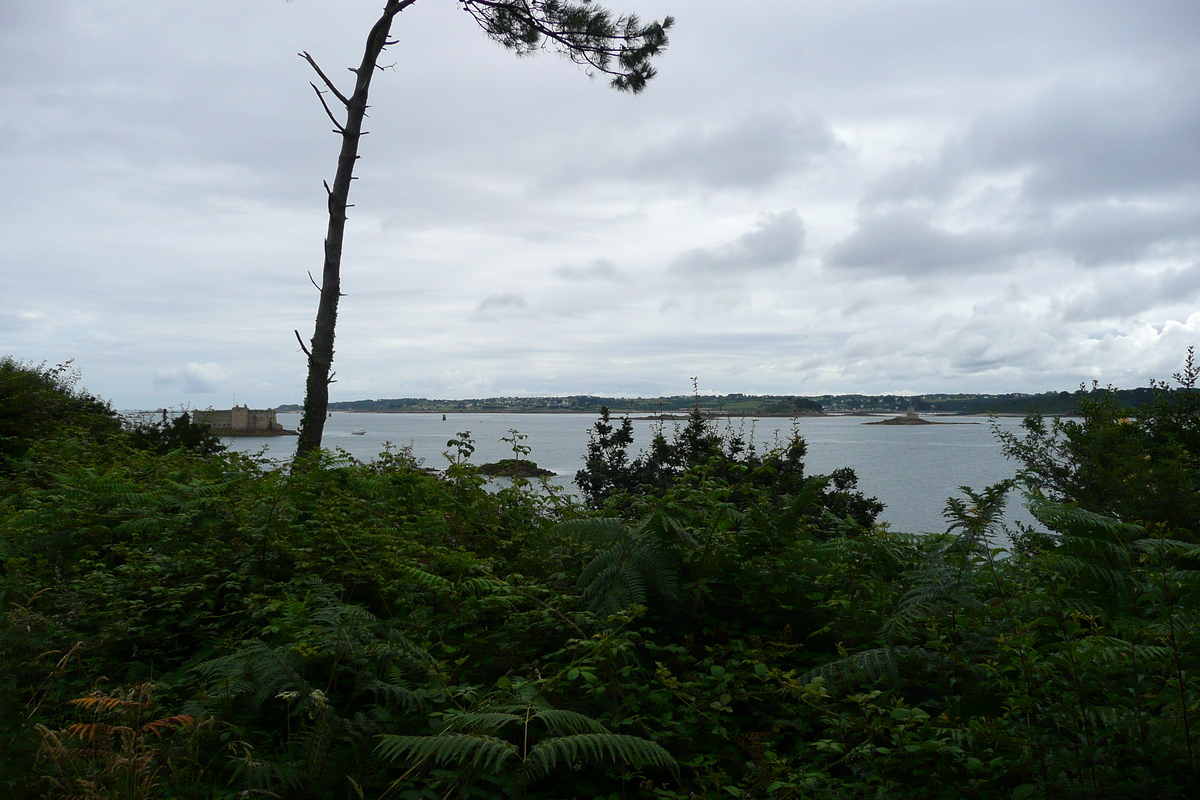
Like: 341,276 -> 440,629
459,0 -> 675,94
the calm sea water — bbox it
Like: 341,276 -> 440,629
224,412 -> 1035,536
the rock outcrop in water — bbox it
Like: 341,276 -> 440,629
864,407 -> 938,425
477,459 -> 556,478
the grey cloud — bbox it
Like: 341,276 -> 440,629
670,210 -> 805,278
856,74 -> 1200,278
1050,204 -> 1200,266
824,210 -> 1017,275
967,80 -> 1200,204
537,110 -> 840,196
947,325 -> 1053,374
153,362 -> 231,394
828,201 -> 1200,277
1064,263 -> 1200,322
472,293 -> 528,319
0,311 -> 40,336
633,112 -> 839,190
868,75 -> 1200,209
553,258 -> 625,281
865,157 -> 964,209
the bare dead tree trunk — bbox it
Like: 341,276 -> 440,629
291,1 -> 670,459
294,0 -> 415,460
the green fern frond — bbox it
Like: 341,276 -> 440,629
478,692 -> 553,715
629,543 -> 680,598
1085,636 -> 1173,666
530,708 -> 610,736
1043,552 -> 1132,592
581,551 -> 649,615
396,565 -> 453,591
363,676 -> 422,710
576,523 -> 680,616
228,752 -> 307,792
1029,497 -> 1144,542
524,733 -> 675,781
111,514 -> 167,537
578,538 -> 633,586
880,562 -> 980,643
813,534 -> 916,574
462,576 -> 511,596
441,711 -> 524,734
1143,610 -> 1200,636
798,646 -> 942,687
1133,538 -> 1200,561
312,598 -> 380,627
194,640 -> 309,710
377,733 -> 517,771
1160,568 -> 1200,592
552,518 -> 627,543
641,511 -> 698,547
64,475 -> 155,509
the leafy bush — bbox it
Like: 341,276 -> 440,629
997,347 -> 1200,535
0,357 -> 122,468
124,410 -> 226,457
576,404 -> 883,533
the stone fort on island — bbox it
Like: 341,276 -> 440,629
193,405 -> 293,436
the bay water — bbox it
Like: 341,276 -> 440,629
225,412 -> 1037,536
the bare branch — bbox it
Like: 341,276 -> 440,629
308,82 -> 346,133
298,51 -> 350,106
308,271 -> 322,292
294,330 -> 312,358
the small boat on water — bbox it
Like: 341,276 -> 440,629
351,429 -> 366,436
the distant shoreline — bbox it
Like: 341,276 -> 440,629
274,388 -> 1128,417
274,409 -> 1076,420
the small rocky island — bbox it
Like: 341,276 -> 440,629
865,407 -> 936,425
477,459 -> 556,478
863,407 -> 978,426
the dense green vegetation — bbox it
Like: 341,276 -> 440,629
3,355 -> 1200,798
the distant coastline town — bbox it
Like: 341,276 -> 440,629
274,387 -> 1158,418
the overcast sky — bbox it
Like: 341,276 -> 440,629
3,0 -> 1199,408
